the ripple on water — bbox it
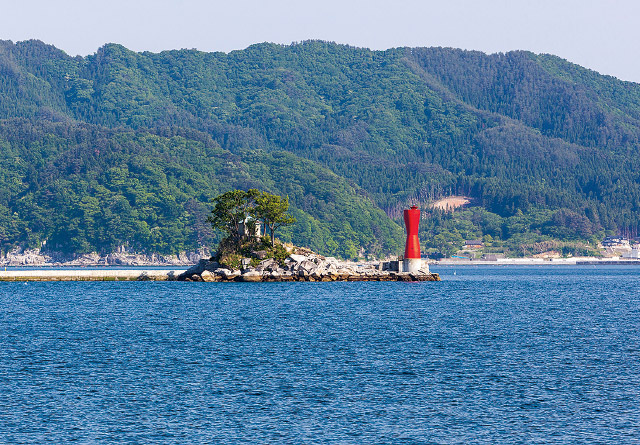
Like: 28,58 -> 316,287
0,267 -> 639,443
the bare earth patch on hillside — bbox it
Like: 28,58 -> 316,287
430,196 -> 471,211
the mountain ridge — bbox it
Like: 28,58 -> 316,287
1,39 -> 640,258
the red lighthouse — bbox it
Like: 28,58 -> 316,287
403,205 -> 425,273
404,205 -> 421,259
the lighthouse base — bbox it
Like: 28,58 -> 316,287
403,258 -> 425,274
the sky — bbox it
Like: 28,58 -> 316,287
2,0 -> 639,82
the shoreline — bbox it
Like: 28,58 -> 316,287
0,269 -> 186,281
434,257 -> 640,266
0,268 -> 440,282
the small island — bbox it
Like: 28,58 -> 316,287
178,248 -> 440,283
0,190 -> 440,282
178,190 -> 440,282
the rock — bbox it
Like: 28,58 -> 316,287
240,271 -> 262,282
200,270 -> 218,282
173,252 -> 441,283
310,269 -> 325,280
288,254 -> 308,263
259,258 -> 277,268
254,250 -> 268,260
185,259 -> 208,275
1,246 -> 209,267
203,261 -> 220,272
218,269 -> 241,280
298,260 -> 316,273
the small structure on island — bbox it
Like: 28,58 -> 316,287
403,205 -> 425,273
238,217 -> 262,239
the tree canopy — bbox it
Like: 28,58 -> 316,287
253,192 -> 296,246
208,189 -> 295,249
208,189 -> 259,247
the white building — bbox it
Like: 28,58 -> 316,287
622,249 -> 640,259
239,217 -> 262,238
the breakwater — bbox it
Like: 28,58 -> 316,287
178,255 -> 440,282
0,269 -> 185,282
0,255 -> 441,282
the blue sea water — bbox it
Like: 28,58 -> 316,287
0,266 -> 639,443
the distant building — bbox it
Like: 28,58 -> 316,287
464,240 -> 484,249
239,217 -> 262,238
622,249 -> 640,259
602,236 -> 630,247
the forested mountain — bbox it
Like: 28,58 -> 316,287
1,39 -> 640,258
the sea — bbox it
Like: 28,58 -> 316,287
1,266 -> 639,443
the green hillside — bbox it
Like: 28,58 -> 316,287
1,39 -> 640,258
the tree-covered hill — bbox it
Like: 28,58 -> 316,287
1,39 -> 640,257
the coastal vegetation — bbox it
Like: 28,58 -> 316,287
208,189 -> 294,269
2,39 -> 640,258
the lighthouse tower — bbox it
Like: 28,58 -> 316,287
403,205 -> 427,273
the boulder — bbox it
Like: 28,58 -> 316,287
310,267 -> 327,280
298,260 -> 316,273
288,254 -> 308,263
240,271 -> 262,282
203,261 -> 220,272
259,258 -> 278,271
326,263 -> 338,272
312,257 -> 326,266
218,269 -> 241,280
268,270 -> 281,279
200,270 -> 218,282
241,258 -> 252,268
179,259 -> 209,278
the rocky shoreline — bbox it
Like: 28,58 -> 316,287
178,253 -> 440,282
0,248 -> 440,282
0,248 -> 208,267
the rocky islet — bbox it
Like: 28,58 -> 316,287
178,253 -> 440,282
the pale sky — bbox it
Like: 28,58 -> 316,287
2,0 -> 639,82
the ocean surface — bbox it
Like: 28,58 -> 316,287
1,266 -> 639,443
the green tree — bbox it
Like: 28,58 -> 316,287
207,189 -> 259,248
252,191 -> 296,246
